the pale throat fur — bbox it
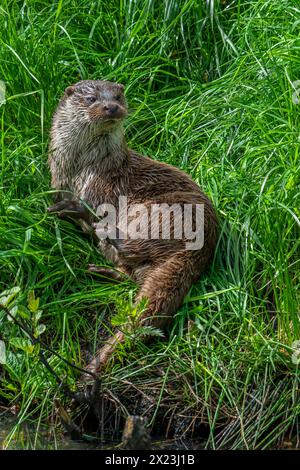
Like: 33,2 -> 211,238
49,96 -> 130,208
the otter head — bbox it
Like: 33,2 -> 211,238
60,79 -> 128,133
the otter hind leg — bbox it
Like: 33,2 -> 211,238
82,253 -> 197,379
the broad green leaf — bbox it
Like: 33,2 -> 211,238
0,286 -> 21,307
34,310 -> 43,322
28,290 -> 40,313
9,337 -> 35,354
35,324 -> 46,336
7,305 -> 18,322
17,305 -> 30,320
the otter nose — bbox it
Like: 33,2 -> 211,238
103,103 -> 119,115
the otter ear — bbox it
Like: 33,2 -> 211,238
64,85 -> 75,97
118,83 -> 125,92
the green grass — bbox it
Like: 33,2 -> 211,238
0,0 -> 299,450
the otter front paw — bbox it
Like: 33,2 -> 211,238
47,200 -> 89,221
87,265 -> 127,282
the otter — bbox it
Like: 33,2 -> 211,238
48,80 -> 218,377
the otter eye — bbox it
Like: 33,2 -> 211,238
85,95 -> 96,104
114,94 -> 121,101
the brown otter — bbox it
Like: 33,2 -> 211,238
48,80 -> 218,376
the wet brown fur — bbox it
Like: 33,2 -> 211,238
48,80 -> 218,375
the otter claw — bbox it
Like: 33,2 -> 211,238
87,265 -> 126,282
47,200 -> 89,221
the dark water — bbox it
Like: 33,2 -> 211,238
0,415 -> 93,450
3,414 -> 296,450
0,414 -> 203,450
